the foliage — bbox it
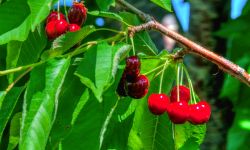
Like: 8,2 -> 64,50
0,0 -> 221,149
216,1 -> 250,150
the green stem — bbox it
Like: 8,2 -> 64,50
180,64 -> 184,85
96,28 -> 126,34
143,64 -> 165,76
159,60 -> 169,94
0,61 -> 45,76
130,37 -> 135,55
183,66 -> 197,104
176,63 -> 180,102
64,0 -> 69,22
57,1 -> 60,20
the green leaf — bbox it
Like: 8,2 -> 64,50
95,0 -> 115,11
0,91 -> 6,108
28,0 -> 57,31
0,0 -> 30,35
0,0 -> 31,45
88,11 -> 128,25
41,26 -> 96,60
75,42 -> 118,102
7,112 -> 22,150
119,12 -> 158,55
150,0 -> 172,12
19,58 -> 70,150
6,28 -> 47,83
175,123 -> 206,149
48,65 -> 86,149
0,87 -> 24,141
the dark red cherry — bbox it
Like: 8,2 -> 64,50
170,85 -> 190,103
68,24 -> 81,32
188,101 -> 211,124
127,75 -> 149,99
46,11 -> 66,24
125,56 -> 141,82
116,72 -> 127,97
68,2 -> 87,26
148,94 -> 170,115
167,101 -> 189,124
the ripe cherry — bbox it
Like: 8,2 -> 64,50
127,75 -> 149,99
170,85 -> 190,103
46,11 -> 66,24
116,72 -> 127,97
125,56 -> 141,82
167,101 -> 189,124
68,2 -> 87,26
188,101 -> 211,124
45,19 -> 68,39
148,94 -> 170,115
68,24 -> 81,32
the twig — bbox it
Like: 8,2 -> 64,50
116,0 -> 250,86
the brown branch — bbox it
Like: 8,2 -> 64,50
116,0 -> 250,86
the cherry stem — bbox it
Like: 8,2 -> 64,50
183,65 -> 197,104
57,1 -> 60,20
159,60 -> 169,94
143,63 -> 165,76
176,63 -> 180,102
130,37 -> 135,55
64,0 -> 69,22
180,65 -> 184,85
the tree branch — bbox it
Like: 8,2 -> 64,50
116,0 -> 250,86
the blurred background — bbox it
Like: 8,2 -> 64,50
60,0 -> 250,149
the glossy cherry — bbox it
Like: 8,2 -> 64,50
68,2 -> 87,26
188,101 -> 211,124
125,56 -> 141,82
45,19 -> 68,39
127,75 -> 149,99
170,85 -> 190,103
167,101 -> 189,124
68,24 -> 81,32
148,94 -> 170,115
46,11 -> 66,24
116,72 -> 127,97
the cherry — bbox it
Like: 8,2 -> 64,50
116,72 -> 127,97
167,101 -> 189,124
127,75 -> 149,99
188,101 -> 211,124
46,11 -> 66,24
68,24 -> 81,32
170,85 -> 190,103
68,2 -> 87,26
125,56 -> 141,82
45,19 -> 68,39
148,94 -> 170,115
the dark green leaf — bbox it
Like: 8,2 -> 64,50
150,0 -> 172,12
19,58 -> 70,150
7,112 -> 22,150
0,87 -> 24,140
95,0 -> 115,11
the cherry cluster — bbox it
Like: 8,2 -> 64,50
148,85 -> 211,125
45,2 -> 87,39
117,56 -> 149,99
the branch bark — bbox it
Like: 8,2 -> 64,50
116,0 -> 250,86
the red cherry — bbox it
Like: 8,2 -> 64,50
45,19 -> 68,39
116,72 -> 127,97
167,101 -> 189,124
68,2 -> 87,26
188,101 -> 211,124
170,85 -> 190,103
68,24 -> 81,32
127,75 -> 149,99
46,11 -> 66,24
125,56 -> 141,82
148,94 -> 170,115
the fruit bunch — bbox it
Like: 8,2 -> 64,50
45,1 -> 87,39
116,56 -> 149,99
148,85 -> 211,125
